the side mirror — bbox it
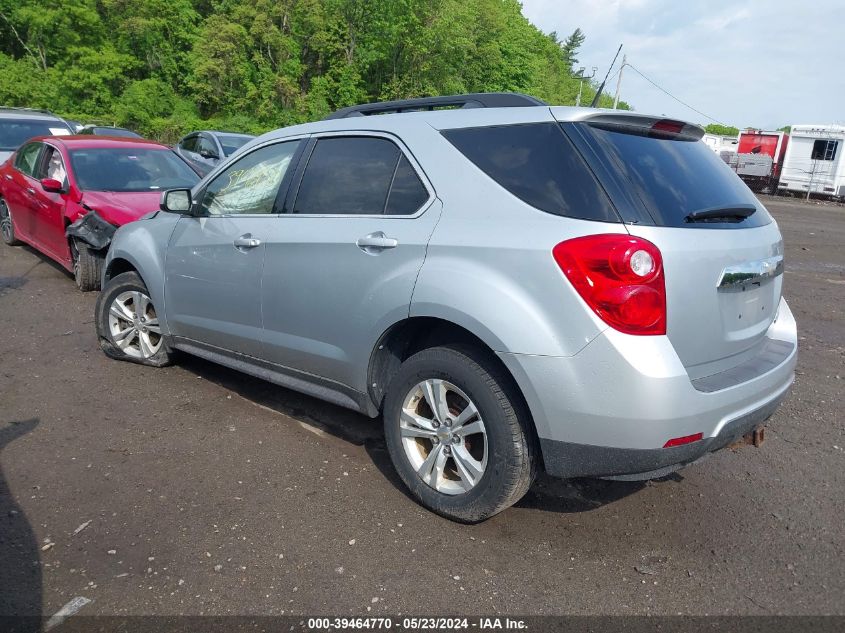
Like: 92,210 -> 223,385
160,189 -> 193,214
199,148 -> 219,160
41,178 -> 65,194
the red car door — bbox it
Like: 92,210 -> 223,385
29,144 -> 72,265
5,142 -> 43,242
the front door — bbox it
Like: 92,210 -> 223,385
164,139 -> 304,357
259,134 -> 441,392
30,144 -> 71,265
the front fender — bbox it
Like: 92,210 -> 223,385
103,213 -> 180,336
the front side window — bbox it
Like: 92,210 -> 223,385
293,136 -> 429,215
198,135 -> 218,158
180,136 -> 197,152
200,141 -> 301,216
69,148 -> 199,192
14,142 -> 42,176
39,145 -> 67,186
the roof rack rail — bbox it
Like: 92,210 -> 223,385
324,92 -> 547,120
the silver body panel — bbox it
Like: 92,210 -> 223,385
102,104 -> 797,476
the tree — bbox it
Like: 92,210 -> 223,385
560,27 -> 585,71
705,123 -> 740,136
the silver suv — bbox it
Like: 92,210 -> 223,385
95,93 -> 797,522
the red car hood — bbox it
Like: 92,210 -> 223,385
80,190 -> 162,226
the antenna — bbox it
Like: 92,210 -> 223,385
590,44 -> 623,108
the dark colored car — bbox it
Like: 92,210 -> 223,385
0,107 -> 73,164
78,125 -> 143,139
174,130 -> 255,176
0,136 -> 199,291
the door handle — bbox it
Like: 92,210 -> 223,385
26,187 -> 36,196
3,174 -> 11,181
356,231 -> 398,252
233,234 -> 262,249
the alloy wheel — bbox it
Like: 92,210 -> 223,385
0,200 -> 12,242
107,290 -> 162,359
400,379 -> 488,495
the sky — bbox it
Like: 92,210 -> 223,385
520,0 -> 844,129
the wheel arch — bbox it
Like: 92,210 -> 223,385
367,316 -> 539,446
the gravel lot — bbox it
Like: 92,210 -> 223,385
0,196 -> 842,618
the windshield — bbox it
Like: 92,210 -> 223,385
578,122 -> 772,228
217,134 -> 253,156
69,148 -> 199,192
89,127 -> 142,139
0,119 -> 71,150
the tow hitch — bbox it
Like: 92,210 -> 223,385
729,425 -> 766,449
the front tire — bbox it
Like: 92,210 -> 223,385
0,198 -> 21,245
95,271 -> 171,367
71,239 -> 104,291
383,345 -> 537,522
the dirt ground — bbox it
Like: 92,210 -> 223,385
0,195 -> 842,618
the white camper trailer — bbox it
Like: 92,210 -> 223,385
702,133 -> 738,154
778,124 -> 845,198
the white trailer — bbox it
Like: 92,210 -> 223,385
702,133 -> 738,154
778,124 -> 845,198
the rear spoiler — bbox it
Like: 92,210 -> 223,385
580,113 -> 705,141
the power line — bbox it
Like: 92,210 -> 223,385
623,63 -> 724,125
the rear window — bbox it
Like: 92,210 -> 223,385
578,123 -> 772,228
442,123 -> 619,222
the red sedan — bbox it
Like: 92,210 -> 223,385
0,136 -> 200,290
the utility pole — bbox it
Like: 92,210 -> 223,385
574,66 -> 597,107
613,54 -> 627,110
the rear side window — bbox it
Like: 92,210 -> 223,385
14,142 -> 42,176
578,123 -> 771,228
293,137 -> 429,215
442,123 -> 618,222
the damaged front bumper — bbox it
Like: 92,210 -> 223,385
66,210 -> 117,251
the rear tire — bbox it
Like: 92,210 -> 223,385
95,271 -> 171,367
71,239 -> 104,291
383,345 -> 537,523
0,198 -> 21,246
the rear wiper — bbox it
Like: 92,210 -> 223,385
684,204 -> 757,223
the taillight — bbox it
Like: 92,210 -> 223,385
552,234 -> 666,335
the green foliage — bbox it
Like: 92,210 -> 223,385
705,123 -> 740,136
0,0 -> 630,140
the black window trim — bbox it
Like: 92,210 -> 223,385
191,136 -> 309,218
283,131 -> 435,219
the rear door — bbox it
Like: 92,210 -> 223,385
258,133 -> 441,391
6,142 -> 44,242
563,114 -> 784,379
164,139 -> 304,357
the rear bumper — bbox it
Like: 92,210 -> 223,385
498,297 -> 797,479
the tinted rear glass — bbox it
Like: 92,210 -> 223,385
91,127 -> 142,138
0,119 -> 71,150
578,123 -> 772,228
442,123 -> 619,222
69,148 -> 199,192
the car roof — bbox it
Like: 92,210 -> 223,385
204,130 -> 255,138
32,135 -> 171,150
248,105 -> 703,147
0,108 -> 67,122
